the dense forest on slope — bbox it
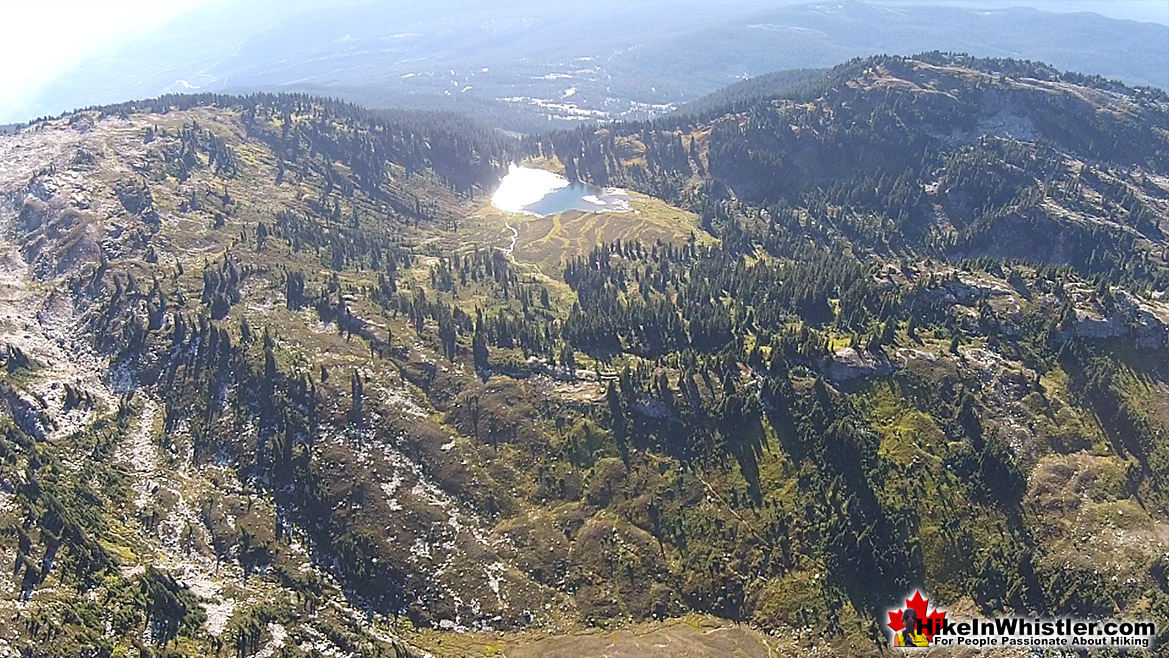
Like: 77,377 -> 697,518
540,54 -> 1169,283
1,54 -> 1169,657
667,68 -> 830,121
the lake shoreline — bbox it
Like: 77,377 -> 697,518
491,164 -> 632,216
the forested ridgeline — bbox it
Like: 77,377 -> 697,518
41,92 -> 520,195
1,54 -> 1169,658
530,53 -> 1169,289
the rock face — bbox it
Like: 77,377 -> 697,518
910,268 -> 1169,351
1057,287 -> 1169,349
822,347 -> 896,382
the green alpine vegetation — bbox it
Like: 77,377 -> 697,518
0,53 -> 1168,657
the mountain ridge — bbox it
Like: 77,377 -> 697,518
1,53 -> 1168,656
7,0 -> 1168,128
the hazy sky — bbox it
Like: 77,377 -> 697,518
0,0 -> 211,120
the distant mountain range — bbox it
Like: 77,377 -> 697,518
9,0 -> 1169,130
4,52 -> 1169,656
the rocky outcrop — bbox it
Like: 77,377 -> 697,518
1056,288 -> 1169,349
821,347 -> 897,382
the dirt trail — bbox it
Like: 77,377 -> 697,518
120,397 -> 161,509
501,222 -> 519,258
497,221 -> 549,280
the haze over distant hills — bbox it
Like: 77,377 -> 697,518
7,0 -> 1168,129
4,51 -> 1169,656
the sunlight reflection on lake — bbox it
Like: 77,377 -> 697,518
491,164 -> 631,216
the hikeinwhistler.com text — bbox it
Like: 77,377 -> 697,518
920,616 -> 1156,649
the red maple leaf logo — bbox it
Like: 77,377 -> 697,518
887,590 -> 947,641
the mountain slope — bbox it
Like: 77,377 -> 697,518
552,53 -> 1169,284
2,54 -> 1169,657
0,96 -> 539,655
